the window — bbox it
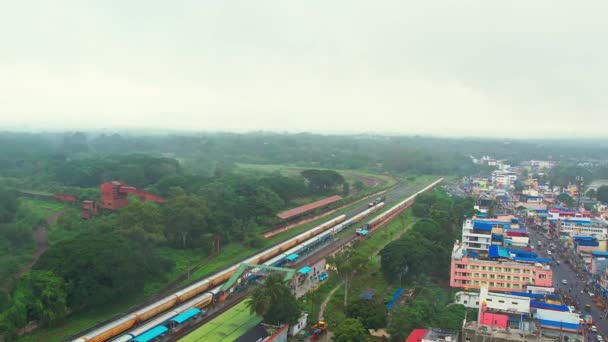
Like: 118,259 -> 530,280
464,300 -> 468,304
486,298 -> 493,302
499,300 -> 505,303
512,302 -> 518,305
475,301 -> 479,305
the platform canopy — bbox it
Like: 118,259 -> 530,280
286,253 -> 299,262
298,266 -> 312,275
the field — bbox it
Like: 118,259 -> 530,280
19,175 -> 434,342
181,301 -> 262,342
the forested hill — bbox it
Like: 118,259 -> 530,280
4,132 -> 608,178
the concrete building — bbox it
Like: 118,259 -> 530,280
455,288 -> 530,312
451,244 -> 553,292
421,328 -> 458,342
491,170 -> 517,188
590,251 -> 608,276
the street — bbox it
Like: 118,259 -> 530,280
528,228 -> 607,341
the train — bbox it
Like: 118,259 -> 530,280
73,215 -> 347,342
111,202 -> 388,342
73,178 -> 444,342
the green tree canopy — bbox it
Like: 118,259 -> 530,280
115,201 -> 166,247
597,185 -> 608,203
247,273 -> 300,325
163,195 -> 210,248
347,299 -> 387,329
34,233 -> 170,309
334,318 -> 367,342
301,169 -> 345,194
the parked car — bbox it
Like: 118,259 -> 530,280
562,279 -> 568,284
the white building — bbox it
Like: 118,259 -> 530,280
491,170 -> 517,188
454,287 -> 530,314
462,219 -> 492,252
558,221 -> 607,239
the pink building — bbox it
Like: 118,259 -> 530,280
451,246 -> 553,292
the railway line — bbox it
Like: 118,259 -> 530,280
67,178 -> 443,342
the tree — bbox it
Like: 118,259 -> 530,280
326,247 -> 367,309
388,299 -> 434,341
597,186 -> 608,203
0,187 -> 18,223
17,271 -> 68,326
247,273 -> 300,325
342,181 -> 350,197
163,195 -> 210,248
353,181 -> 364,192
411,202 -> 430,217
557,193 -> 576,208
334,318 -> 367,342
587,188 -> 597,199
347,299 -> 387,329
34,233 -> 169,309
115,201 -> 166,247
301,169 -> 345,194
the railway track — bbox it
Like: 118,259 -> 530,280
64,179 -> 440,342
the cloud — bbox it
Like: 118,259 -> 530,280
1,0 -> 607,137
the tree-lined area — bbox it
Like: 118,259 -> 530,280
8,132 -> 608,182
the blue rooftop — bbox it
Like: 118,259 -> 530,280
286,253 -> 299,262
592,251 -> 608,257
512,257 -> 552,264
170,308 -> 201,324
133,326 -> 169,342
298,266 -> 312,275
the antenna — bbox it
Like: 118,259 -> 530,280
576,176 -> 584,209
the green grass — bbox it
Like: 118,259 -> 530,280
181,301 -> 262,342
17,198 -> 67,223
20,176 -> 438,342
236,163 -> 397,188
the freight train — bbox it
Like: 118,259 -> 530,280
73,178 -> 443,342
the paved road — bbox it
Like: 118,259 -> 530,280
528,228 -> 607,341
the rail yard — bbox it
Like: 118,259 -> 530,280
67,178 -> 443,342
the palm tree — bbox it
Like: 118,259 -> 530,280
247,273 -> 297,325
327,247 -> 367,309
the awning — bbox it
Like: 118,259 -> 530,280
286,253 -> 299,262
298,266 -> 312,275
170,308 -> 201,324
134,326 -> 168,342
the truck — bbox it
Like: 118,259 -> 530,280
537,241 -> 542,247
584,314 -> 593,325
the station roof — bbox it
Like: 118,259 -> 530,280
277,195 -> 342,219
171,308 -> 201,324
298,266 -> 312,275
134,326 -> 168,342
286,253 -> 299,262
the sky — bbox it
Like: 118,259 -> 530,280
1,1 -> 607,138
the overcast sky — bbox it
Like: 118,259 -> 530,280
1,1 -> 607,137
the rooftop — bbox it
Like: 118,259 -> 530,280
422,328 -> 458,342
276,195 -> 342,219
